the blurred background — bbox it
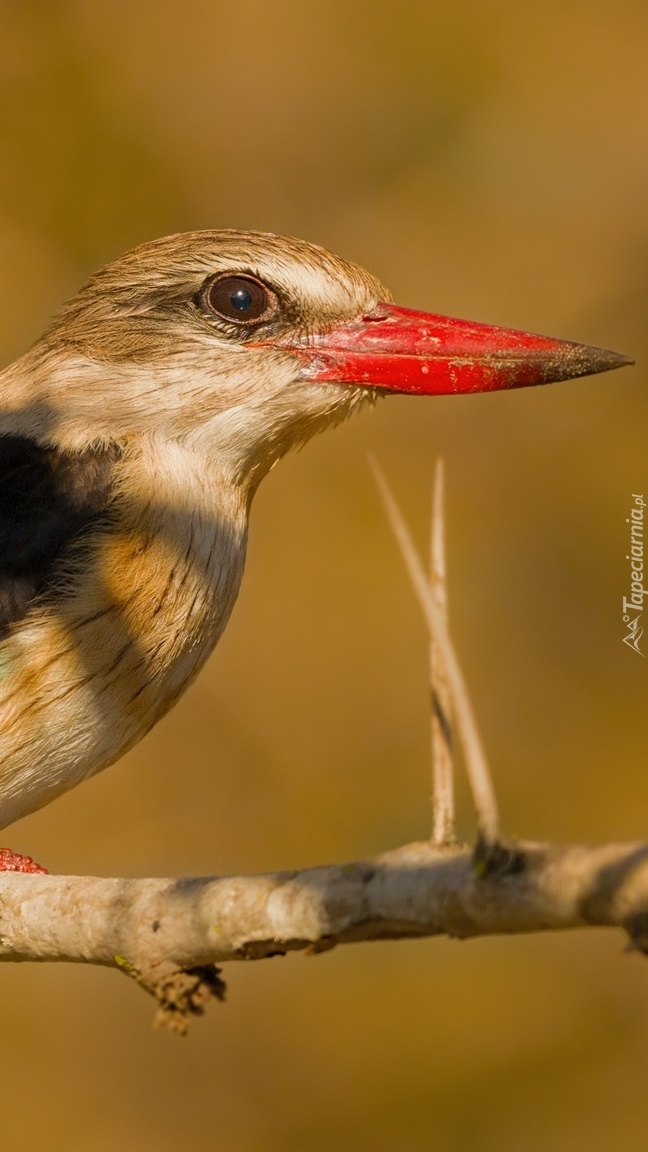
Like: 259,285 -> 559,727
0,0 -> 647,1148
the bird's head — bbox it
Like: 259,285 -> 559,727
4,229 -> 632,492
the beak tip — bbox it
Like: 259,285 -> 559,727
571,344 -> 635,379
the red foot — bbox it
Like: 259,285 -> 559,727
0,848 -> 48,874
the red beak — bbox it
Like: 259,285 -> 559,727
293,304 -> 633,395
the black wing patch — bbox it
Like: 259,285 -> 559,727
0,435 -> 121,641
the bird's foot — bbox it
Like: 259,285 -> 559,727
0,848 -> 48,874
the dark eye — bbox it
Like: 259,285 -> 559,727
205,274 -> 275,324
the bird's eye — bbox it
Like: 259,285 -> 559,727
205,274 -> 275,325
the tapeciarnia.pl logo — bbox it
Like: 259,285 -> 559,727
622,493 -> 645,656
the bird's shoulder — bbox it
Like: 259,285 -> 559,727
0,435 -> 121,641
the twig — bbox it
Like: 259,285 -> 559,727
369,458 -> 500,848
430,459 -> 455,845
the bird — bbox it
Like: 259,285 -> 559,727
0,229 -> 632,872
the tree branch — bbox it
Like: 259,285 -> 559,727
5,840 -> 648,968
1,839 -> 647,1029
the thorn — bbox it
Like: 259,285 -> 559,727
430,459 -> 455,845
369,456 -> 500,849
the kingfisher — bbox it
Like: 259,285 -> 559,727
0,230 -> 631,871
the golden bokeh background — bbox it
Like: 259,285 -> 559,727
1,1 -> 647,1148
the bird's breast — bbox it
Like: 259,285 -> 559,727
85,502 -> 248,726
0,443 -> 249,827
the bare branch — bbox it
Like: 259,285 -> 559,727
1,840 -> 647,980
